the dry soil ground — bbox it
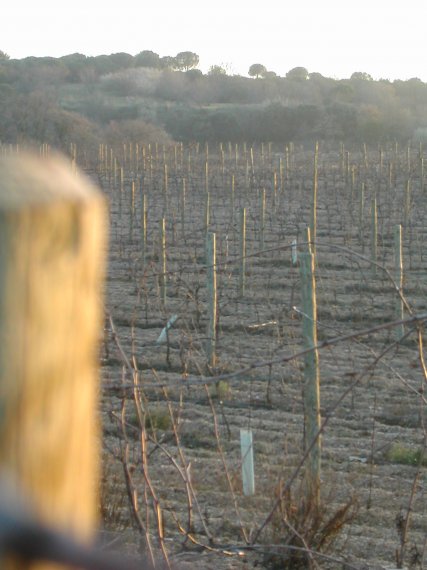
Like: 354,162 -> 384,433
95,143 -> 427,570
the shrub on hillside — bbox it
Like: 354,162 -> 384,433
100,68 -> 161,97
0,90 -> 101,149
79,95 -> 140,123
103,118 -> 172,148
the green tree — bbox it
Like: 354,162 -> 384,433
175,51 -> 199,71
208,65 -> 227,76
286,66 -> 309,81
135,50 -> 160,68
90,55 -> 117,76
160,56 -> 177,70
262,70 -> 277,79
248,64 -> 267,78
0,51 -> 10,60
59,53 -> 88,82
186,69 -> 203,79
108,52 -> 134,70
350,71 -> 373,81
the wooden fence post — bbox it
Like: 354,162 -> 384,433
0,154 -> 107,549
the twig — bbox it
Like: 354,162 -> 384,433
252,329 -> 413,544
104,312 -> 427,390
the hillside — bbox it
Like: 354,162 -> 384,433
1,51 -> 427,149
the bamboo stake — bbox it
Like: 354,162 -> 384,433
259,189 -> 266,251
359,182 -> 365,246
299,250 -> 321,508
310,142 -> 318,255
206,232 -> 217,368
204,191 -> 210,233
394,225 -> 404,340
141,194 -> 147,266
180,178 -> 186,238
231,175 -> 235,225
371,197 -> 378,277
404,179 -> 411,229
163,163 -> 168,216
239,208 -> 246,297
159,218 -> 166,308
119,167 -> 124,219
129,179 -> 135,241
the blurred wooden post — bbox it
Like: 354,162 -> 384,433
0,154 -> 106,555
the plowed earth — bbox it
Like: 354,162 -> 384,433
96,145 -> 427,570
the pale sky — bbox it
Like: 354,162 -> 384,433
2,0 -> 427,81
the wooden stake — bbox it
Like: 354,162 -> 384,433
204,192 -> 210,233
239,208 -> 246,297
394,225 -> 404,340
141,193 -> 147,266
206,232 -> 217,368
310,142 -> 318,255
259,189 -> 266,251
159,218 -> 166,308
359,182 -> 365,246
299,250 -> 321,508
371,197 -> 377,277
181,178 -> 186,239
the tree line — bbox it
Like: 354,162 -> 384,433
0,49 -> 426,148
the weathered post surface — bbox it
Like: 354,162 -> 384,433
0,154 -> 107,555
